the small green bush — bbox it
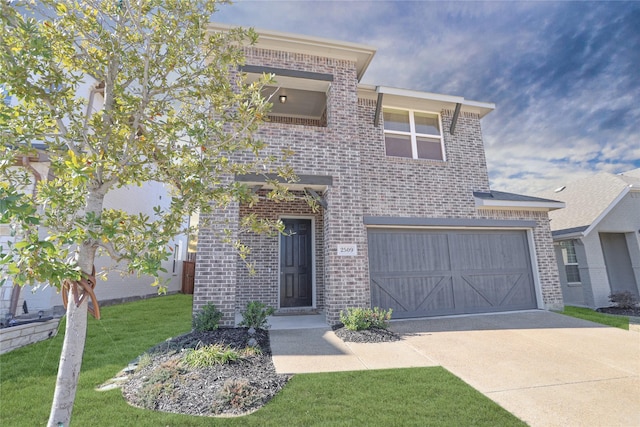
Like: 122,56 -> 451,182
182,343 -> 240,368
609,291 -> 638,309
138,360 -> 181,409
135,353 -> 153,371
340,307 -> 393,331
215,378 -> 261,411
239,300 -> 275,330
192,303 -> 223,332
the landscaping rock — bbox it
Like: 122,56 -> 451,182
122,328 -> 289,417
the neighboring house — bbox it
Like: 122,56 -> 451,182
535,169 -> 640,309
194,24 -> 566,326
0,79 -> 187,321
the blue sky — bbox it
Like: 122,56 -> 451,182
214,0 -> 640,194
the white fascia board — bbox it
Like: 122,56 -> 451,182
475,197 -> 566,211
377,86 -> 465,104
552,232 -> 586,241
376,86 -> 495,118
582,186 -> 631,237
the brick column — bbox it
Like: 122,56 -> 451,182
323,177 -> 370,325
193,202 -> 239,327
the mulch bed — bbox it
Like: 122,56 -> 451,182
122,328 -> 289,417
122,325 -> 401,417
332,325 -> 401,343
596,306 -> 640,317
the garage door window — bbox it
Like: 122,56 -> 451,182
383,108 -> 444,161
559,240 -> 581,284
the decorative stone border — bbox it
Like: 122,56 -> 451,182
0,318 -> 60,355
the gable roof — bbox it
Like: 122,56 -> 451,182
535,168 -> 640,238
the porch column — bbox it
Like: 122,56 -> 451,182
193,202 -> 239,327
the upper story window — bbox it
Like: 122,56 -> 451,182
383,108 -> 444,161
559,240 -> 581,284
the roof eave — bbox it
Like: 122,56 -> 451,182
474,198 -> 566,211
375,86 -> 495,118
551,231 -> 586,240
208,23 -> 377,81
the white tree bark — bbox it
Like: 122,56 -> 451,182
48,190 -> 103,427
47,294 -> 88,427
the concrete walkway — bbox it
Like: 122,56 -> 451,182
269,311 -> 640,427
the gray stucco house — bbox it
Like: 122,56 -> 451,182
194,25 -> 566,326
536,169 -> 640,309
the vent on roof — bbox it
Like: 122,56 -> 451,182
554,186 -> 566,193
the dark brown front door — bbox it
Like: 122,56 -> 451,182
280,218 -> 313,307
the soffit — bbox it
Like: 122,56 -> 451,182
245,73 -> 329,119
358,85 -> 495,118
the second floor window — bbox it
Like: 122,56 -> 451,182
383,108 -> 444,161
559,240 -> 581,284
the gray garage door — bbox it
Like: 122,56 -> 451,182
368,229 -> 537,318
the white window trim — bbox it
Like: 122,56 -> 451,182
383,107 -> 446,161
559,240 -> 581,285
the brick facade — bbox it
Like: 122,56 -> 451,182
194,30 -> 563,325
236,191 -> 325,311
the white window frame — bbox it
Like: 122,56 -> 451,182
383,107 -> 446,161
559,240 -> 581,285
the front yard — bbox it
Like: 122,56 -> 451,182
0,294 -> 525,426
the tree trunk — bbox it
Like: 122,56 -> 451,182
48,190 -> 103,427
47,293 -> 88,427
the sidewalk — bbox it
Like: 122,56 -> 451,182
270,327 -> 438,373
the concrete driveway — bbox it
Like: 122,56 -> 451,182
270,311 -> 640,427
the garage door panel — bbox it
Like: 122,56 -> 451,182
368,228 -> 537,317
371,276 -> 454,318
458,274 -> 530,311
368,231 -> 451,272
453,232 -> 530,270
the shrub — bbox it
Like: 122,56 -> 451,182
609,291 -> 639,309
135,353 -> 153,371
240,346 -> 262,357
340,307 -> 393,331
192,303 -> 223,332
239,301 -> 275,330
182,343 -> 240,368
215,378 -> 261,411
138,361 -> 181,409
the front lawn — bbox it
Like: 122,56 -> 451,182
560,305 -> 629,330
0,294 -> 524,426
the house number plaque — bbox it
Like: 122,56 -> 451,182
337,244 -> 357,256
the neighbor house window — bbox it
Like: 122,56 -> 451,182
559,240 -> 581,283
383,108 -> 444,160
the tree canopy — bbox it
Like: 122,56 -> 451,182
0,1 -> 294,425
1,0 -> 292,290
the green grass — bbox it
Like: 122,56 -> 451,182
0,294 -> 525,426
560,305 -> 629,330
